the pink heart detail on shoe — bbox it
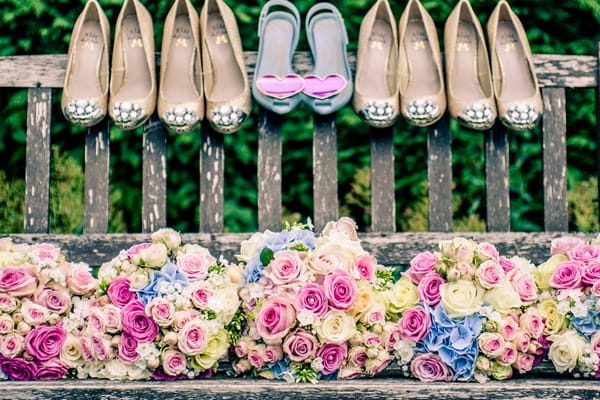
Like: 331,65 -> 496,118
302,75 -> 347,99
256,74 -> 304,99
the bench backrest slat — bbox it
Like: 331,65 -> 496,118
313,113 -> 338,231
370,126 -> 396,232
84,119 -> 110,234
485,124 -> 511,232
200,123 -> 224,233
257,109 -> 283,232
25,87 -> 52,233
427,115 -> 453,232
142,115 -> 168,233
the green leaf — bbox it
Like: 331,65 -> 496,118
260,247 -> 274,267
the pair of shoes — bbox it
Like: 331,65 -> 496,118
252,0 -> 352,116
445,0 -> 542,131
62,0 -> 250,135
160,0 -> 251,134
353,0 -> 445,128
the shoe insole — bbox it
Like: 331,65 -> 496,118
69,20 -> 103,99
495,20 -> 535,101
205,12 -> 244,102
310,18 -> 346,79
162,15 -> 198,103
116,14 -> 152,101
451,19 -> 486,101
404,20 -> 440,98
257,15 -> 295,77
357,19 -> 392,98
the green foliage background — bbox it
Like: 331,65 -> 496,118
0,0 -> 598,233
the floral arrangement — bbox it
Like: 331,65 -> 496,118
535,236 -> 600,378
232,218 -> 397,382
0,238 -> 97,380
390,238 -> 546,382
63,229 -> 242,380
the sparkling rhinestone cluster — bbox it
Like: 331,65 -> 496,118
405,99 -> 440,125
111,102 -> 144,128
460,102 -> 495,129
503,104 -> 540,130
164,106 -> 199,133
210,105 -> 246,133
359,101 -> 396,127
64,100 -> 103,126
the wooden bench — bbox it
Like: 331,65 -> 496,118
0,45 -> 599,398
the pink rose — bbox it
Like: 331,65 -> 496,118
121,300 -> 159,343
363,332 -> 383,348
148,298 -> 175,327
513,330 -> 531,353
499,317 -> 518,341
0,315 -> 13,334
590,332 -> 600,353
519,308 -> 545,339
365,354 -> 393,376
550,237 -> 584,256
24,324 -> 66,361
107,277 -> 137,308
31,243 -> 60,262
256,296 -> 296,342
0,294 -> 17,313
177,320 -> 209,355
162,349 -> 187,376
88,308 -> 106,333
177,252 -> 215,281
103,305 -> 122,334
0,266 -> 38,297
0,356 -> 37,380
513,352 -> 534,374
66,266 -> 96,295
338,366 -> 363,380
234,337 -> 255,358
332,217 -> 359,240
499,343 -> 517,365
283,329 -> 317,362
398,306 -> 430,342
417,273 -> 444,306
479,332 -> 505,358
91,335 -> 113,361
297,283 -> 328,317
383,324 -> 402,352
0,333 -> 24,358
593,280 -> 600,296
265,250 -> 306,285
35,357 -> 68,380
79,336 -> 94,362
476,242 -> 500,261
507,268 -> 537,305
323,269 -> 358,311
410,353 -> 452,382
20,301 -> 47,325
362,303 -> 385,325
316,343 -> 348,375
476,260 -> 505,289
348,346 -> 367,367
549,261 -> 583,289
172,310 -> 197,331
582,261 -> 600,286
265,345 -> 283,363
34,286 -> 71,314
353,255 -> 378,281
191,283 -> 214,310
406,252 -> 438,284
499,257 -> 516,273
248,345 -> 266,369
233,359 -> 252,375
118,332 -> 140,364
567,244 -> 600,264
127,242 -> 152,259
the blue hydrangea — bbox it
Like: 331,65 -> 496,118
271,360 -> 291,380
136,261 -> 189,304
243,256 -> 265,285
570,297 -> 600,339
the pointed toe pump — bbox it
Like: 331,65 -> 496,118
353,0 -> 400,128
61,0 -> 110,127
200,0 -> 251,134
398,0 -> 446,127
444,0 -> 496,131
158,0 -> 203,134
109,0 -> 157,130
488,0 -> 542,131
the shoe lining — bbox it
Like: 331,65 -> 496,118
495,20 -> 535,101
68,20 -> 103,99
357,19 -> 392,98
451,19 -> 486,102
404,19 -> 440,98
257,16 -> 295,77
115,14 -> 152,101
206,12 -> 244,102
162,15 -> 199,103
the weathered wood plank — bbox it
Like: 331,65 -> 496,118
542,87 -> 568,231
596,43 -> 600,227
370,126 -> 395,232
24,87 -> 52,233
313,113 -> 338,231
8,232 -> 595,267
142,115 -> 167,233
427,114 -> 453,232
200,123 -> 224,233
0,53 -> 595,89
257,107 -> 282,231
485,123 -> 510,231
84,118 -> 110,234
0,378 -> 597,400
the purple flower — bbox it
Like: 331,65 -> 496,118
406,252 -> 438,284
417,273 -> 444,306
582,261 -> 600,285
398,306 -> 431,342
297,283 -> 328,317
121,300 -> 159,343
411,353 -> 452,382
283,329 -> 318,363
549,261 -> 583,289
24,324 -> 67,361
0,356 -> 37,380
107,277 -> 137,308
323,269 -> 358,311
35,358 -> 68,380
152,367 -> 187,381
316,343 -> 347,375
119,332 -> 140,364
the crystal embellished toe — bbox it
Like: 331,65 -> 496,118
405,99 -> 440,126
459,102 -> 495,130
209,105 -> 247,134
111,102 -> 145,130
502,104 -> 540,131
358,100 -> 397,128
64,100 -> 104,126
163,106 -> 199,134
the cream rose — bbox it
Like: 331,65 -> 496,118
151,228 -> 181,250
538,298 -> 566,335
60,333 -> 83,368
548,331 -> 587,373
483,280 -> 522,314
440,280 -> 483,318
388,277 -> 419,315
140,243 -> 168,269
316,311 -> 356,344
535,255 -> 568,291
190,329 -> 230,371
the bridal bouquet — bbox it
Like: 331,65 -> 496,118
63,229 -> 241,380
536,236 -> 600,378
0,239 -> 96,380
232,218 -> 397,382
392,238 -> 546,382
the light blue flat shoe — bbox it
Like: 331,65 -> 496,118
252,0 -> 303,115
302,3 -> 353,115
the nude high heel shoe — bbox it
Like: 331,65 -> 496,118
61,0 -> 110,127
488,0 -> 542,131
109,0 -> 157,130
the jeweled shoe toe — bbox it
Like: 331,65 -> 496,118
358,100 -> 397,128
64,99 -> 105,126
502,104 -> 540,131
459,102 -> 495,130
162,106 -> 200,134
111,102 -> 146,130
209,105 -> 246,134
405,99 -> 441,126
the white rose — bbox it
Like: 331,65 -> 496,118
60,334 -> 83,368
316,311 -> 356,344
128,270 -> 150,289
103,359 -> 130,380
237,231 -> 272,262
440,280 -> 483,318
483,280 -> 522,313
548,331 -> 587,373
209,285 -> 240,324
97,264 -> 119,284
140,243 -> 168,269
151,228 -> 181,250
